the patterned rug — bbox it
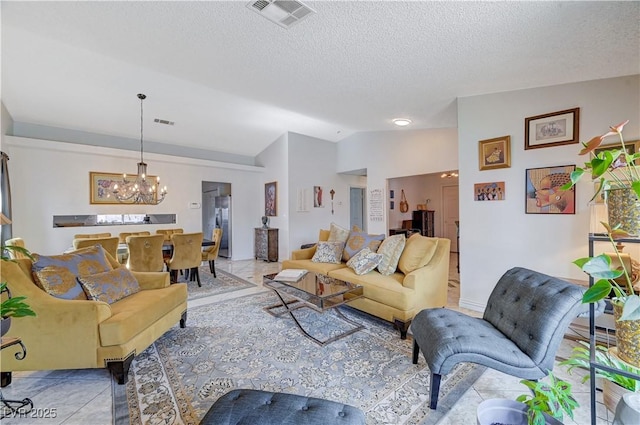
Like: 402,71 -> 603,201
113,291 -> 486,425
174,267 -> 256,300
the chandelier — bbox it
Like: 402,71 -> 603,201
112,93 -> 167,204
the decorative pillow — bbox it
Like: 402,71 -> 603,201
347,248 -> 383,275
311,241 -> 345,264
397,234 -> 439,275
78,267 -> 140,304
377,234 -> 406,275
342,231 -> 385,261
32,245 -> 113,300
328,223 -> 350,244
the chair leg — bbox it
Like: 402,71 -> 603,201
430,373 -> 442,409
412,340 -> 420,364
193,267 -> 201,287
169,270 -> 178,283
212,260 -> 216,278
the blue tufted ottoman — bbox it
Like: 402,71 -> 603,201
199,389 -> 366,425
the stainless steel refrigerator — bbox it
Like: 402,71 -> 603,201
207,195 -> 230,258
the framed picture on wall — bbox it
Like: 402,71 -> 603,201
525,165 -> 576,214
478,136 -> 511,170
524,108 -> 580,150
265,181 -> 277,216
89,171 -> 157,205
474,181 -> 505,201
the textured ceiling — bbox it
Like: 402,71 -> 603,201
2,1 -> 639,157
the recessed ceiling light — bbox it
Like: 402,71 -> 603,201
393,118 -> 412,127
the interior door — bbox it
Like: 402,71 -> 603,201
442,185 -> 459,252
349,187 -> 365,231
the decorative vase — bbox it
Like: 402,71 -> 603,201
606,188 -> 640,236
476,399 -> 563,425
1,317 -> 11,337
613,303 -> 640,368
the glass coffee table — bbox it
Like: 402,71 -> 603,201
263,271 -> 364,346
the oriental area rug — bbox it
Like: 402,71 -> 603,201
176,267 -> 256,300
113,289 -> 486,425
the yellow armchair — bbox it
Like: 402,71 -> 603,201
0,250 -> 187,385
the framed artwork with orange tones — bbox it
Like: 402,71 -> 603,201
525,165 -> 576,214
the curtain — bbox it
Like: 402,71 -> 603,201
1,151 -> 12,244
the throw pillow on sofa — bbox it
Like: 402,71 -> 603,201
32,245 -> 113,300
397,234 -> 439,275
342,231 -> 385,261
346,247 -> 383,275
78,267 -> 140,304
327,223 -> 350,244
377,234 -> 406,275
311,241 -> 345,264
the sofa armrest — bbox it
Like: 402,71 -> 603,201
132,271 -> 171,290
291,246 -> 317,260
402,237 -> 450,311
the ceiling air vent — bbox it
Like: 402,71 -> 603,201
154,118 -> 175,126
246,0 -> 316,29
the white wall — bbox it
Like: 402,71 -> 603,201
287,132 -> 360,250
255,133 -> 289,260
1,103 -> 13,142
337,128 -> 459,236
458,74 -> 640,312
4,136 -> 264,258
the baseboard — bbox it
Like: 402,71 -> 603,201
458,298 -> 485,313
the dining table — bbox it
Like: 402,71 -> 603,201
117,238 -> 215,257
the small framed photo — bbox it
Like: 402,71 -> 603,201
265,181 -> 277,216
594,140 -> 638,166
525,165 -> 576,214
479,136 -> 511,170
390,200 -> 395,210
474,181 -> 505,201
89,171 -> 157,205
524,108 -> 580,150
390,190 -> 395,199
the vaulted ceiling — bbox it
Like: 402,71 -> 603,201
2,1 -> 639,159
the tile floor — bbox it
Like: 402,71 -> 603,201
0,255 -> 616,424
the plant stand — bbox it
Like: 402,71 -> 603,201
0,336 -> 33,419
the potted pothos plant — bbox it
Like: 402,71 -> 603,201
1,244 -> 36,336
562,119 -> 640,367
477,371 -> 578,425
560,340 -> 639,413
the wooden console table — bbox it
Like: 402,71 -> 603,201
254,228 -> 278,262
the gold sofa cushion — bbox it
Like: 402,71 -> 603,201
281,258 -> 347,275
99,282 -> 187,346
329,267 -> 413,311
397,234 -> 439,275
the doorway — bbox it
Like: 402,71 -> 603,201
349,187 -> 365,231
202,182 -> 231,258
442,185 -> 459,252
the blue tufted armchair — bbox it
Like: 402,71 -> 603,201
411,267 -> 588,409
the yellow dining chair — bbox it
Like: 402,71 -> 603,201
156,228 -> 184,241
126,234 -> 165,272
165,232 -> 203,286
4,237 -> 29,259
73,232 -> 111,239
72,236 -> 120,261
201,228 -> 222,278
119,231 -> 151,243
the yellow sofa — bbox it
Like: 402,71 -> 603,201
282,231 -> 450,339
0,251 -> 187,385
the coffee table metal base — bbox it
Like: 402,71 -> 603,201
264,290 -> 363,347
